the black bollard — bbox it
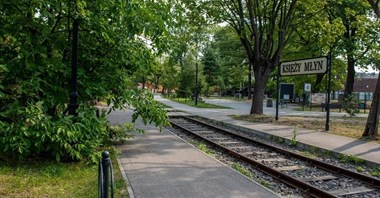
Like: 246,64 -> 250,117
102,151 -> 110,198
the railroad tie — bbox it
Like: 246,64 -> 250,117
296,175 -> 337,182
275,165 -> 303,172
328,187 -> 374,196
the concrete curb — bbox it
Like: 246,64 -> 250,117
116,156 -> 135,198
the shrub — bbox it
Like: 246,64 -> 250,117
342,94 -> 359,117
0,102 -> 108,162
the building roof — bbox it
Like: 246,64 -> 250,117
353,78 -> 377,92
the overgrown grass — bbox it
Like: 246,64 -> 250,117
338,154 -> 365,165
207,95 -> 248,101
233,114 -> 379,143
197,142 -> 215,156
370,167 -> 380,177
231,163 -> 253,179
0,154 -> 128,197
168,97 -> 231,109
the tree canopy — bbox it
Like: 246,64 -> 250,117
0,0 -> 176,161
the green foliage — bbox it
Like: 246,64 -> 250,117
0,103 -> 107,162
202,46 -> 220,96
258,179 -> 270,188
338,154 -> 365,165
290,125 -> 298,147
342,94 -> 360,117
370,167 -> 380,177
106,123 -> 144,144
231,163 -> 252,179
356,166 -> 365,172
0,1 -> 173,161
212,26 -> 248,92
197,142 -> 215,156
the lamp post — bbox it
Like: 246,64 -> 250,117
195,62 -> 199,106
68,18 -> 79,116
365,85 -> 369,113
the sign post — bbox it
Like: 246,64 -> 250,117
303,83 -> 311,111
325,52 -> 332,131
277,57 -> 331,131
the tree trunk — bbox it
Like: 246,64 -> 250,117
250,65 -> 271,114
247,62 -> 252,99
367,0 -> 380,18
206,84 -> 209,97
344,56 -> 355,95
250,78 -> 266,114
362,75 -> 380,138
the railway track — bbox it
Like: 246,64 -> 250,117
168,115 -> 380,198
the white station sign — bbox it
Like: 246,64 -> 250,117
280,57 -> 328,76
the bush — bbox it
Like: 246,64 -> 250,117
0,102 -> 108,162
342,94 -> 359,117
106,123 -> 144,144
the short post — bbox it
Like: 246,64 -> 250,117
98,151 -> 114,198
102,151 -> 110,198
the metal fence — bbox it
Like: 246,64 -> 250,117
98,151 -> 114,198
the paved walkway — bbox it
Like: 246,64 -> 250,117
108,110 -> 279,198
156,95 -> 380,166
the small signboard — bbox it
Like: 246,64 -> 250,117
311,93 -> 326,104
280,57 -> 327,76
304,83 -> 311,92
280,83 -> 294,101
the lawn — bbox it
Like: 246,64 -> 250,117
233,114 -> 379,144
168,97 -> 231,109
0,154 -> 128,198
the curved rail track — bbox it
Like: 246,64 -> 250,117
168,115 -> 380,198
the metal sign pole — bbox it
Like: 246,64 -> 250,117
325,52 -> 332,131
276,67 -> 280,121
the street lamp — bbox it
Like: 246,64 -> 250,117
364,85 -> 369,113
68,18 -> 79,116
195,62 -> 199,105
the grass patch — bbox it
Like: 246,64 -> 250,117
338,154 -> 365,165
168,97 -> 231,109
197,142 -> 215,156
231,163 -> 252,179
0,154 -> 128,198
207,96 -> 248,101
233,114 -> 379,144
370,167 -> 380,177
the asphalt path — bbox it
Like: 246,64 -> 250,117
202,97 -> 368,118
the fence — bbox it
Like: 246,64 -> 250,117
98,151 -> 114,198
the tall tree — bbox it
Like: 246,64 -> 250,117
0,0 -> 175,161
201,46 -> 220,97
327,0 -> 374,95
212,26 -> 247,95
363,0 -> 380,138
207,0 -> 298,114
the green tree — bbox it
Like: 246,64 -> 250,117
201,46 -> 220,97
208,0 -> 299,114
363,0 -> 380,138
280,0 -> 346,95
326,0 -> 377,95
0,0 -> 174,161
212,26 -> 247,95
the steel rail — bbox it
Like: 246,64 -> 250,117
169,118 -> 336,198
180,115 -> 380,187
